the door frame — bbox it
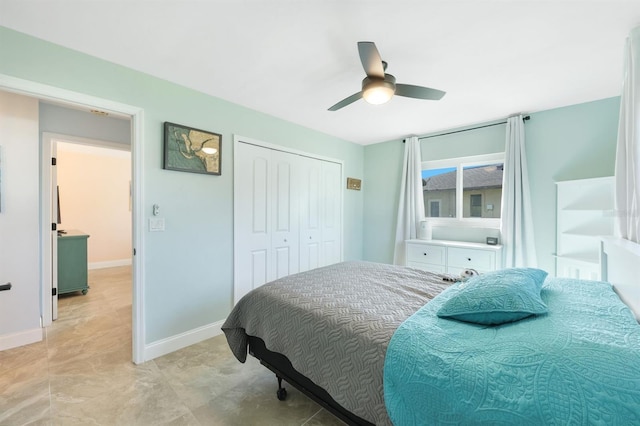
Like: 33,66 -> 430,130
0,74 -> 146,364
42,133 -> 132,321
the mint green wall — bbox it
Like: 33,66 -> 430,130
421,122 -> 506,160
526,97 -> 619,274
363,98 -> 620,274
363,139 -> 404,263
0,27 -> 364,343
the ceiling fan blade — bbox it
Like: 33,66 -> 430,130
328,92 -> 363,111
395,84 -> 446,100
357,42 -> 385,78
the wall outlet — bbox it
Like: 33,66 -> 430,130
486,237 -> 498,245
149,218 -> 165,232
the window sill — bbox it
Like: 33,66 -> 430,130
424,217 -> 501,229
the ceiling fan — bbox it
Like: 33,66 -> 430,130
328,41 -> 446,111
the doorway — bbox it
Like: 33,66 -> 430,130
48,136 -> 132,322
0,73 -> 145,364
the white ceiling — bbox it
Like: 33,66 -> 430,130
1,1 -> 639,145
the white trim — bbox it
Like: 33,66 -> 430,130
144,319 -> 225,361
0,328 -> 43,351
427,217 -> 502,229
131,110 -> 146,365
41,134 -> 54,327
421,152 -> 505,171
0,73 -> 146,364
0,74 -> 138,117
88,259 -> 132,270
234,134 -> 343,165
47,132 -> 130,152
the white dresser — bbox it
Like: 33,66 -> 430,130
405,239 -> 503,275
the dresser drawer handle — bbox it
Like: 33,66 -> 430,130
467,258 -> 471,261
423,252 -> 428,256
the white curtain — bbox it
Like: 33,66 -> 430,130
616,26 -> 640,243
393,136 -> 425,265
501,115 -> 537,267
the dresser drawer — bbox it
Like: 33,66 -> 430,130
447,247 -> 495,271
406,243 -> 446,266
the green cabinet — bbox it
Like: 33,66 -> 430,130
57,230 -> 90,295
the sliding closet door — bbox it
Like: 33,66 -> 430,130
234,143 -> 271,303
321,160 -> 342,265
235,137 -> 343,303
299,156 -> 322,272
271,150 -> 299,279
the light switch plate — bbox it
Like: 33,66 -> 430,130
149,218 -> 165,232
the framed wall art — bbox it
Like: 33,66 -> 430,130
163,122 -> 221,175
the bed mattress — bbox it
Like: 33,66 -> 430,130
222,261 -> 450,425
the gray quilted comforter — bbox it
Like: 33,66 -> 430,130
222,261 -> 451,425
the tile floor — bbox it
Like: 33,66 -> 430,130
0,266 -> 345,425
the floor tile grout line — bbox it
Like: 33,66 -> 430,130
301,408 -> 323,426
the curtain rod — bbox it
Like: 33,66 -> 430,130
404,115 -> 531,142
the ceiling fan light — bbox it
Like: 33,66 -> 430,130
363,84 -> 394,105
362,78 -> 395,105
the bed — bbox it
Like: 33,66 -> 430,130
222,240 -> 640,425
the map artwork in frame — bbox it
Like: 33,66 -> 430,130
163,122 -> 221,175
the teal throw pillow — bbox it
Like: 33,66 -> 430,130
436,268 -> 548,325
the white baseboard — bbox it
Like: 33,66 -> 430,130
88,259 -> 132,270
143,319 -> 225,361
0,328 -> 43,351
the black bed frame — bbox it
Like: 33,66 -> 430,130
247,336 -> 375,426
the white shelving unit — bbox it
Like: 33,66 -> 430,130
555,176 -> 615,280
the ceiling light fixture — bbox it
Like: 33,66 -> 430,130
361,75 -> 396,105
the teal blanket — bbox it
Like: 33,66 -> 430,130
384,278 -> 640,425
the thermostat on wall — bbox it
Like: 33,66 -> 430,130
486,237 -> 498,245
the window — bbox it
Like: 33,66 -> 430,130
429,200 -> 441,218
422,153 -> 504,226
423,167 -> 455,218
469,194 -> 482,217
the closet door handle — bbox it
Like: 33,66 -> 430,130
0,282 -> 11,292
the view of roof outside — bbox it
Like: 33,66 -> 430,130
423,164 -> 503,218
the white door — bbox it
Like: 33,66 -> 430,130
298,156 -> 322,272
271,150 -> 299,279
51,141 -> 59,320
321,160 -> 342,266
234,143 -> 271,303
234,138 -> 344,302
